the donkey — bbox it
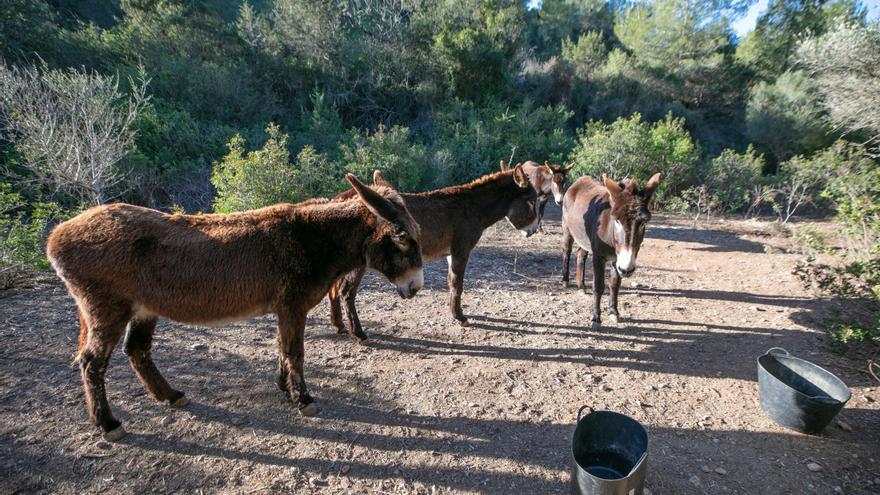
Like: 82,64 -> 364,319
329,165 -> 540,341
561,173 -> 661,329
46,175 -> 423,441
500,160 -> 573,224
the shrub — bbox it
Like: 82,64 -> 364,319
746,70 -> 831,166
569,112 -> 699,204
211,123 -> 302,213
791,141 -> 879,348
340,124 -> 427,192
561,31 -> 607,80
431,98 -> 574,187
702,147 -> 765,213
0,183 -> 64,287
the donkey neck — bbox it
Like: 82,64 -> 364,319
288,202 -> 375,280
416,174 -> 522,228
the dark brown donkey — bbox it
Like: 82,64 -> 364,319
329,166 -> 540,341
561,173 -> 661,328
500,160 -> 573,223
47,175 -> 423,440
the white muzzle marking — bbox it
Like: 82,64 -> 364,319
616,248 -> 636,274
395,267 -> 424,298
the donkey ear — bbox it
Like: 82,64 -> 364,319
499,160 -> 509,172
643,172 -> 661,198
372,169 -> 392,187
563,163 -> 574,173
513,164 -> 530,189
603,174 -> 622,196
625,177 -> 637,193
346,173 -> 400,223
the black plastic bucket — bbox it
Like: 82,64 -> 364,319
571,407 -> 648,495
757,348 -> 851,434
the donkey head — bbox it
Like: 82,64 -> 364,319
547,161 -> 574,205
346,174 -> 424,298
603,172 -> 661,276
505,164 -> 541,237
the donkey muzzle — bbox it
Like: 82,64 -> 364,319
394,268 -> 424,299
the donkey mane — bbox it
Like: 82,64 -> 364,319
409,171 -> 516,198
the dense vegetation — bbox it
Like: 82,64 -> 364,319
0,0 -> 878,342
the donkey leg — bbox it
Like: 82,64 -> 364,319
575,248 -> 587,290
78,300 -> 131,440
607,268 -> 621,325
329,278 -> 345,334
124,317 -> 187,407
590,257 -> 606,330
341,268 -> 368,343
561,225 -> 573,286
447,253 -> 471,326
277,308 -> 316,416
537,199 -> 548,233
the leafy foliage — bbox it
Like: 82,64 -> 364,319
746,70 -> 831,165
569,113 -> 699,203
0,183 -> 65,286
211,123 -> 303,213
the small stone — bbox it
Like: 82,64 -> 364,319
191,343 -> 208,351
714,467 -> 727,475
752,306 -> 766,312
160,415 -> 174,426
832,486 -> 843,494
701,465 -> 711,473
836,420 -> 853,432
340,465 -> 351,475
689,475 -> 701,487
95,441 -> 112,450
643,489 -> 651,495
806,462 -> 822,472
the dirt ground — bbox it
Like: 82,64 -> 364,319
1,205 -> 878,495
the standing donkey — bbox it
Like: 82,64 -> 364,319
500,160 -> 573,224
561,173 -> 661,329
329,165 -> 540,341
47,175 -> 423,440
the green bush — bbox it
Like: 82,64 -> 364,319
702,147 -> 765,213
791,141 -> 879,349
561,31 -> 607,80
0,183 -> 64,286
341,124 -> 427,192
746,70 -> 831,166
569,112 -> 699,204
431,98 -> 574,186
211,123 -> 303,213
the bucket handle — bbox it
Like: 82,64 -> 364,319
576,405 -> 594,422
765,347 -> 790,356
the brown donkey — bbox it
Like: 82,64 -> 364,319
561,173 -> 661,329
500,160 -> 573,224
47,175 -> 423,440
329,165 -> 540,341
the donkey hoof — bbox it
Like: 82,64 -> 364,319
456,317 -> 469,327
169,395 -> 189,409
608,314 -> 619,325
356,338 -> 369,346
590,320 -> 601,331
298,402 -> 318,417
102,425 -> 127,442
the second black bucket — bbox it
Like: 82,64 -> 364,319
571,407 -> 648,495
757,348 -> 851,434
